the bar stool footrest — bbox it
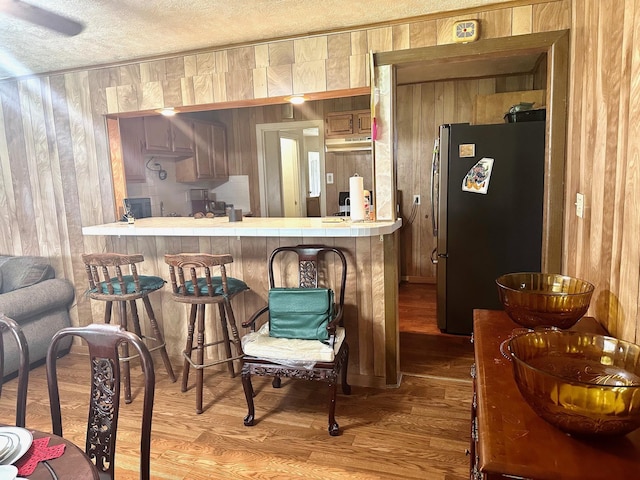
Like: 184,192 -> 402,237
182,352 -> 244,370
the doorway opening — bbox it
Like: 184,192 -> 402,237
256,120 -> 326,217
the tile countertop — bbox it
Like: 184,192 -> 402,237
81,216 -> 403,238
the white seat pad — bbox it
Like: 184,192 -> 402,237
242,323 -> 345,364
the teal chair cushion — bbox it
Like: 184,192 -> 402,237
184,276 -> 249,296
93,275 -> 165,295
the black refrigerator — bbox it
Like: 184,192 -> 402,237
431,121 -> 545,335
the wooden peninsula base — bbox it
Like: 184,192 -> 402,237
82,217 -> 402,388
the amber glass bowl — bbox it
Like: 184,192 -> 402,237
496,273 -> 595,329
505,329 -> 640,436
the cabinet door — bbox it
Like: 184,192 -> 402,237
211,123 -> 228,179
325,113 -> 353,137
143,116 -> 172,152
193,121 -> 214,179
356,110 -> 372,135
120,118 -> 146,183
171,119 -> 194,154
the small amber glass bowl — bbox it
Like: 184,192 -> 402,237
505,329 -> 640,436
496,272 -> 595,329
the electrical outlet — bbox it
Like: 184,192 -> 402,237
576,192 -> 584,218
413,195 -> 420,205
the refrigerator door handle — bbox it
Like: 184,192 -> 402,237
430,137 -> 439,237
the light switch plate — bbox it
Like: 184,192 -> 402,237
576,192 -> 584,218
326,173 -> 334,184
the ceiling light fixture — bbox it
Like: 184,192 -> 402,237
159,107 -> 176,117
287,95 -> 305,105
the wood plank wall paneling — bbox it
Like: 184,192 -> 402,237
395,73 -> 537,281
14,0 -> 640,358
563,0 -> 640,343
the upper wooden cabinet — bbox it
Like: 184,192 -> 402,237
119,117 -> 146,183
143,116 -> 194,155
119,116 -> 228,184
325,109 -> 371,138
211,122 -> 228,179
171,118 -> 195,154
175,120 -> 228,183
356,110 -> 371,135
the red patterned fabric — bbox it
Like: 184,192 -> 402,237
15,436 -> 65,476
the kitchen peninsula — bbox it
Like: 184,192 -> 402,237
82,217 -> 402,388
82,216 -> 401,238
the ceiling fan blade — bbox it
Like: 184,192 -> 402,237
2,0 -> 84,36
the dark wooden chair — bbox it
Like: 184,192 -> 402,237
0,313 -> 29,427
164,253 -> 249,414
81,253 -> 175,403
241,245 -> 351,436
46,324 -> 155,480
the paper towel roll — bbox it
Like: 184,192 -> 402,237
349,175 -> 366,222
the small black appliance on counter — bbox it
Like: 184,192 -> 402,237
190,189 -> 209,215
123,197 -> 151,219
210,201 -> 227,216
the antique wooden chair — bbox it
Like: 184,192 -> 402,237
46,324 -> 155,480
164,253 -> 249,414
0,313 -> 29,427
81,253 -> 175,403
241,245 -> 350,436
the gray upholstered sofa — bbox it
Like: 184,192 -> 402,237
0,255 -> 74,376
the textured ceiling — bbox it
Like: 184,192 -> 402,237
0,0 -> 512,80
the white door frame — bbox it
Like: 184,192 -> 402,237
256,120 -> 325,217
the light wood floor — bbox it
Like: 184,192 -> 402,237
0,282 -> 474,480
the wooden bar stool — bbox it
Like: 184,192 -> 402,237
164,253 -> 248,414
82,253 -> 176,403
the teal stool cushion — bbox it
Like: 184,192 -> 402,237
94,275 -> 165,295
184,276 -> 249,296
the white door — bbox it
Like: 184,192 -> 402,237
256,120 -> 326,217
279,135 -> 302,217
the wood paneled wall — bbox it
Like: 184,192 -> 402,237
396,76 -> 536,281
15,0 -> 636,344
564,0 -> 640,342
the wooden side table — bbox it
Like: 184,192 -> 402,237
471,309 -> 640,480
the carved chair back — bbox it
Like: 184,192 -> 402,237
268,244 -> 347,317
46,324 -> 155,480
0,313 -> 29,427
